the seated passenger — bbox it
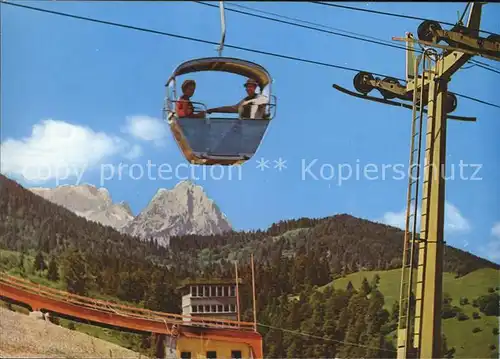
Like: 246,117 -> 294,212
176,80 -> 206,118
207,78 -> 269,119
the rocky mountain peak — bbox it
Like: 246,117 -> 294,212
124,181 -> 231,246
30,184 -> 133,229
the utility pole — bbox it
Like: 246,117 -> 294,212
332,2 -> 498,358
234,260 -> 241,325
251,253 -> 257,332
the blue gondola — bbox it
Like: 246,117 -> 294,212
163,57 -> 276,165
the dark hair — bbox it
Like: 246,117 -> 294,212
182,79 -> 196,92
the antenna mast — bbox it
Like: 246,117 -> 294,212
251,253 -> 257,331
235,260 -> 241,325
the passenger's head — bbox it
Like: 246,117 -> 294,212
181,79 -> 196,97
243,78 -> 258,96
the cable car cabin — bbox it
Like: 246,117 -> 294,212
164,57 -> 276,166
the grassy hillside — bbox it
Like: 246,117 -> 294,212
2,174 -> 499,358
319,268 -> 500,358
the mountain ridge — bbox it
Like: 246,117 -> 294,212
27,179 -> 232,244
1,173 -> 498,273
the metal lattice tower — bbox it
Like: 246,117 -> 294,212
332,3 -> 498,358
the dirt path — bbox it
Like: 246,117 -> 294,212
0,307 -> 144,358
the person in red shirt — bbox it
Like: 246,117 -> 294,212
176,80 -> 206,118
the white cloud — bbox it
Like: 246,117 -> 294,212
491,222 -> 500,238
381,208 -> 421,230
478,223 -> 500,263
121,115 -> 168,147
482,240 -> 500,262
445,202 -> 471,233
379,201 -> 470,234
0,119 -> 140,183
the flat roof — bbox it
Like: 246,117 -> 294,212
178,278 -> 242,289
179,324 -> 260,338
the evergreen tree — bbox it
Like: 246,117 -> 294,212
18,252 -> 26,277
360,277 -> 371,296
34,251 -> 47,272
62,249 -> 89,295
346,281 -> 354,293
47,257 -> 59,281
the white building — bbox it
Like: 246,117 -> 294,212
179,280 -> 241,322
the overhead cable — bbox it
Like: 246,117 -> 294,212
198,1 -> 500,75
258,323 -> 398,353
4,1 -> 500,110
311,1 -> 497,36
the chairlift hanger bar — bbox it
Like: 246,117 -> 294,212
218,1 -> 226,56
331,84 -> 476,122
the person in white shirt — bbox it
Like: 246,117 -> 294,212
207,78 -> 269,119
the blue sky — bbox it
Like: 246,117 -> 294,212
2,1 -> 499,263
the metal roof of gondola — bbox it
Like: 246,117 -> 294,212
166,57 -> 272,88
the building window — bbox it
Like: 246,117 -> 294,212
224,304 -> 229,312
191,286 -> 197,296
198,286 -> 204,296
204,286 -> 210,297
207,351 -> 217,359
181,352 -> 191,359
205,305 -> 210,312
230,286 -> 236,296
231,351 -> 242,359
223,286 -> 229,296
217,305 -> 223,312
217,286 -> 222,296
230,304 -> 236,312
211,305 -> 217,312
198,305 -> 204,313
192,306 -> 198,313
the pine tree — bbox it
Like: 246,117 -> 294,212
346,281 -> 354,293
62,249 -> 88,295
18,252 -> 26,277
47,257 -> 59,281
34,251 -> 47,272
360,277 -> 371,296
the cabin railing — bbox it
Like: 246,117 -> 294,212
164,99 -> 276,121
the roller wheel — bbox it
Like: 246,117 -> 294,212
486,34 -> 500,52
445,93 -> 457,113
353,71 -> 375,95
417,20 -> 442,43
378,77 -> 401,99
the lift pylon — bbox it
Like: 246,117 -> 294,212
332,2 -> 497,358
